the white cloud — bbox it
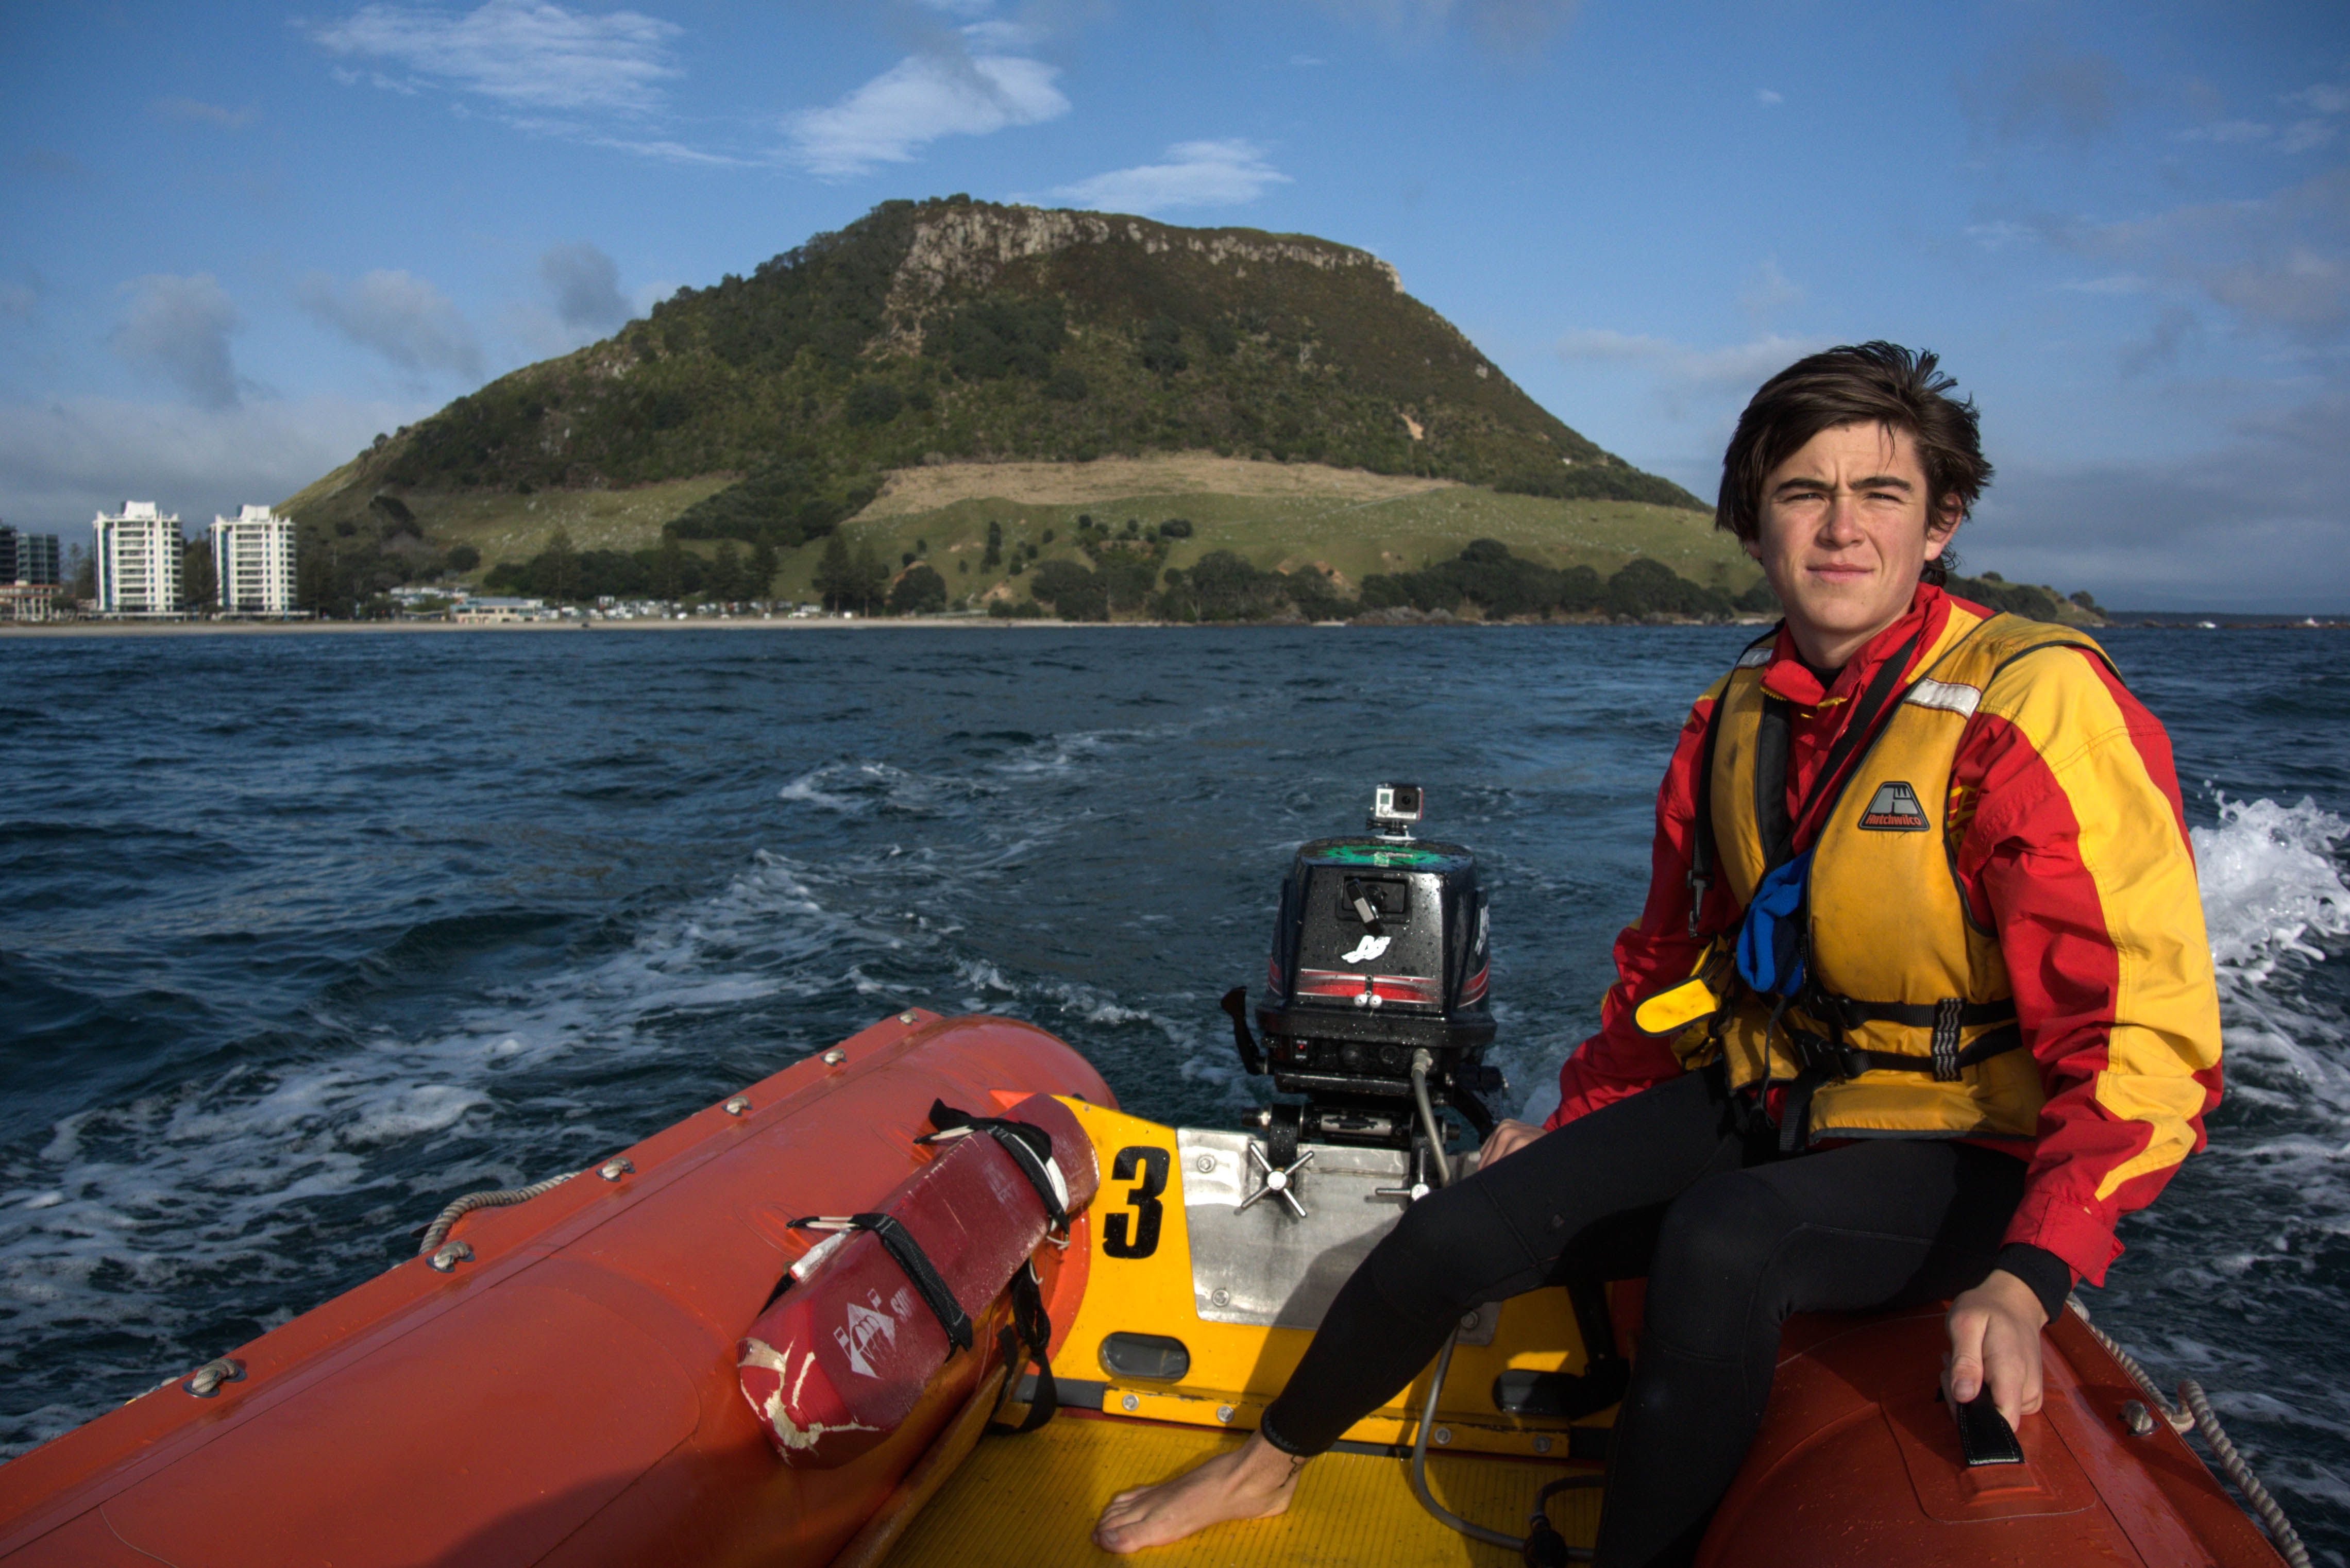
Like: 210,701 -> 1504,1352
1051,140 -> 1291,215
0,394 -> 421,536
2278,119 -> 2338,155
2055,274 -> 2151,294
110,274 -> 243,409
1755,88 -> 1782,107
2036,164 -> 2350,344
310,0 -> 681,115
296,269 -> 482,379
785,50 -> 1068,177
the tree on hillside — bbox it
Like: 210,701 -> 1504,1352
651,536 -> 687,601
889,564 -> 946,615
1139,315 -> 1187,375
542,528 -> 581,603
750,538 -> 779,603
983,519 -> 1003,569
709,541 -> 745,603
844,380 -> 904,426
813,532 -> 854,610
851,542 -> 889,614
1604,557 -> 1731,620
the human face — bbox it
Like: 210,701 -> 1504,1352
1744,421 -> 1959,670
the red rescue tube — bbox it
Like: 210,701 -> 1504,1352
737,1094 -> 1097,1467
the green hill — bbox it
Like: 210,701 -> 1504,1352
279,196 -> 1751,615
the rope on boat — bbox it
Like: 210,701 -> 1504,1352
1407,1330 -> 1599,1562
2067,1296 -> 2311,1568
414,1171 -> 579,1255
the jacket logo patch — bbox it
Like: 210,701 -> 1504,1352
1858,781 -> 1930,832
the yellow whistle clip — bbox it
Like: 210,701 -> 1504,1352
1633,943 -> 1733,1037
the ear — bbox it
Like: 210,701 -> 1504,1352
1923,497 -> 1962,561
1741,533 -> 1762,562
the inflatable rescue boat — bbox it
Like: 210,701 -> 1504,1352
0,789 -> 2310,1567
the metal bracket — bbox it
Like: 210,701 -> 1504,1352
1374,1144 -> 1434,1206
1236,1143 -> 1314,1220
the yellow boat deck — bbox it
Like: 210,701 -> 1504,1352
883,1413 -> 1603,1567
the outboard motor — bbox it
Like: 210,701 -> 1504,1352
1222,785 -> 1504,1179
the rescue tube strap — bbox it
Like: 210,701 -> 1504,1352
989,1263 -> 1058,1436
787,1213 -> 974,1354
921,1101 -> 1069,1229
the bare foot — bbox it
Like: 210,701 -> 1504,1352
1093,1430 -> 1304,1554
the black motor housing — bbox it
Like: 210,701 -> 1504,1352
1245,823 -> 1499,1149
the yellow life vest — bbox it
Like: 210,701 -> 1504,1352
1646,606 -> 2114,1146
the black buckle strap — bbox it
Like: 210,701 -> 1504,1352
1931,997 -> 1963,1082
1786,1016 -> 2028,1085
787,1213 -> 973,1354
1774,1013 -> 2028,1150
921,1100 -> 1068,1230
1813,993 -> 2018,1032
990,1263 -> 1058,1436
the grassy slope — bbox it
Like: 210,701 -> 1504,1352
278,452 -> 1759,605
773,474 -> 1760,608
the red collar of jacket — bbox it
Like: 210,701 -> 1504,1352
1757,582 -> 1953,710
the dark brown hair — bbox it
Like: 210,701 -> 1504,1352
1715,342 -> 1991,586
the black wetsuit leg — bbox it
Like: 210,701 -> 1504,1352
1253,1066 -> 2027,1568
1257,1065 -> 1751,1456
1592,1137 -> 2024,1567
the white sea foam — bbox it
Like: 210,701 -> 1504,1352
0,844 -> 926,1454
2195,796 -> 2350,986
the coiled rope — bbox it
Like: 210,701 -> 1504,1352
2068,1296 -> 2310,1568
415,1171 -> 578,1256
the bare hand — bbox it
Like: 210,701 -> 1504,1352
1942,1269 -> 2048,1431
1478,1118 -> 1542,1169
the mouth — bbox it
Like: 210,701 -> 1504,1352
1805,562 -> 1873,582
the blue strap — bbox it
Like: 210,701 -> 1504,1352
1734,847 -> 1813,998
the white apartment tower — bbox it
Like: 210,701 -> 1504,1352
212,504 -> 299,616
93,502 -> 183,616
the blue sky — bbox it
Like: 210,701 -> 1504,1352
2,1 -> 2344,611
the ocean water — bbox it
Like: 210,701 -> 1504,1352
2,625 -> 2344,1558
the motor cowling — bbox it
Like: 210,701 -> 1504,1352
1248,788 -> 1500,1149
735,1093 -> 1096,1467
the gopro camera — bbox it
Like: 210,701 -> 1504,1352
1369,783 -> 1424,837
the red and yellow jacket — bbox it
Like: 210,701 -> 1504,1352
1547,584 -> 2223,1290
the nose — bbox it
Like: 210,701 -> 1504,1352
1816,490 -> 1865,543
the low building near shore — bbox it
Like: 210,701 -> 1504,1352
1,524 -> 62,590
0,522 -> 66,621
0,583 -> 64,622
452,595 -> 554,624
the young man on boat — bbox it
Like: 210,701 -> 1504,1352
1094,342 -> 2224,1565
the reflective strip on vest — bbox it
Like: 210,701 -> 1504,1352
1703,608 -> 2112,1141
